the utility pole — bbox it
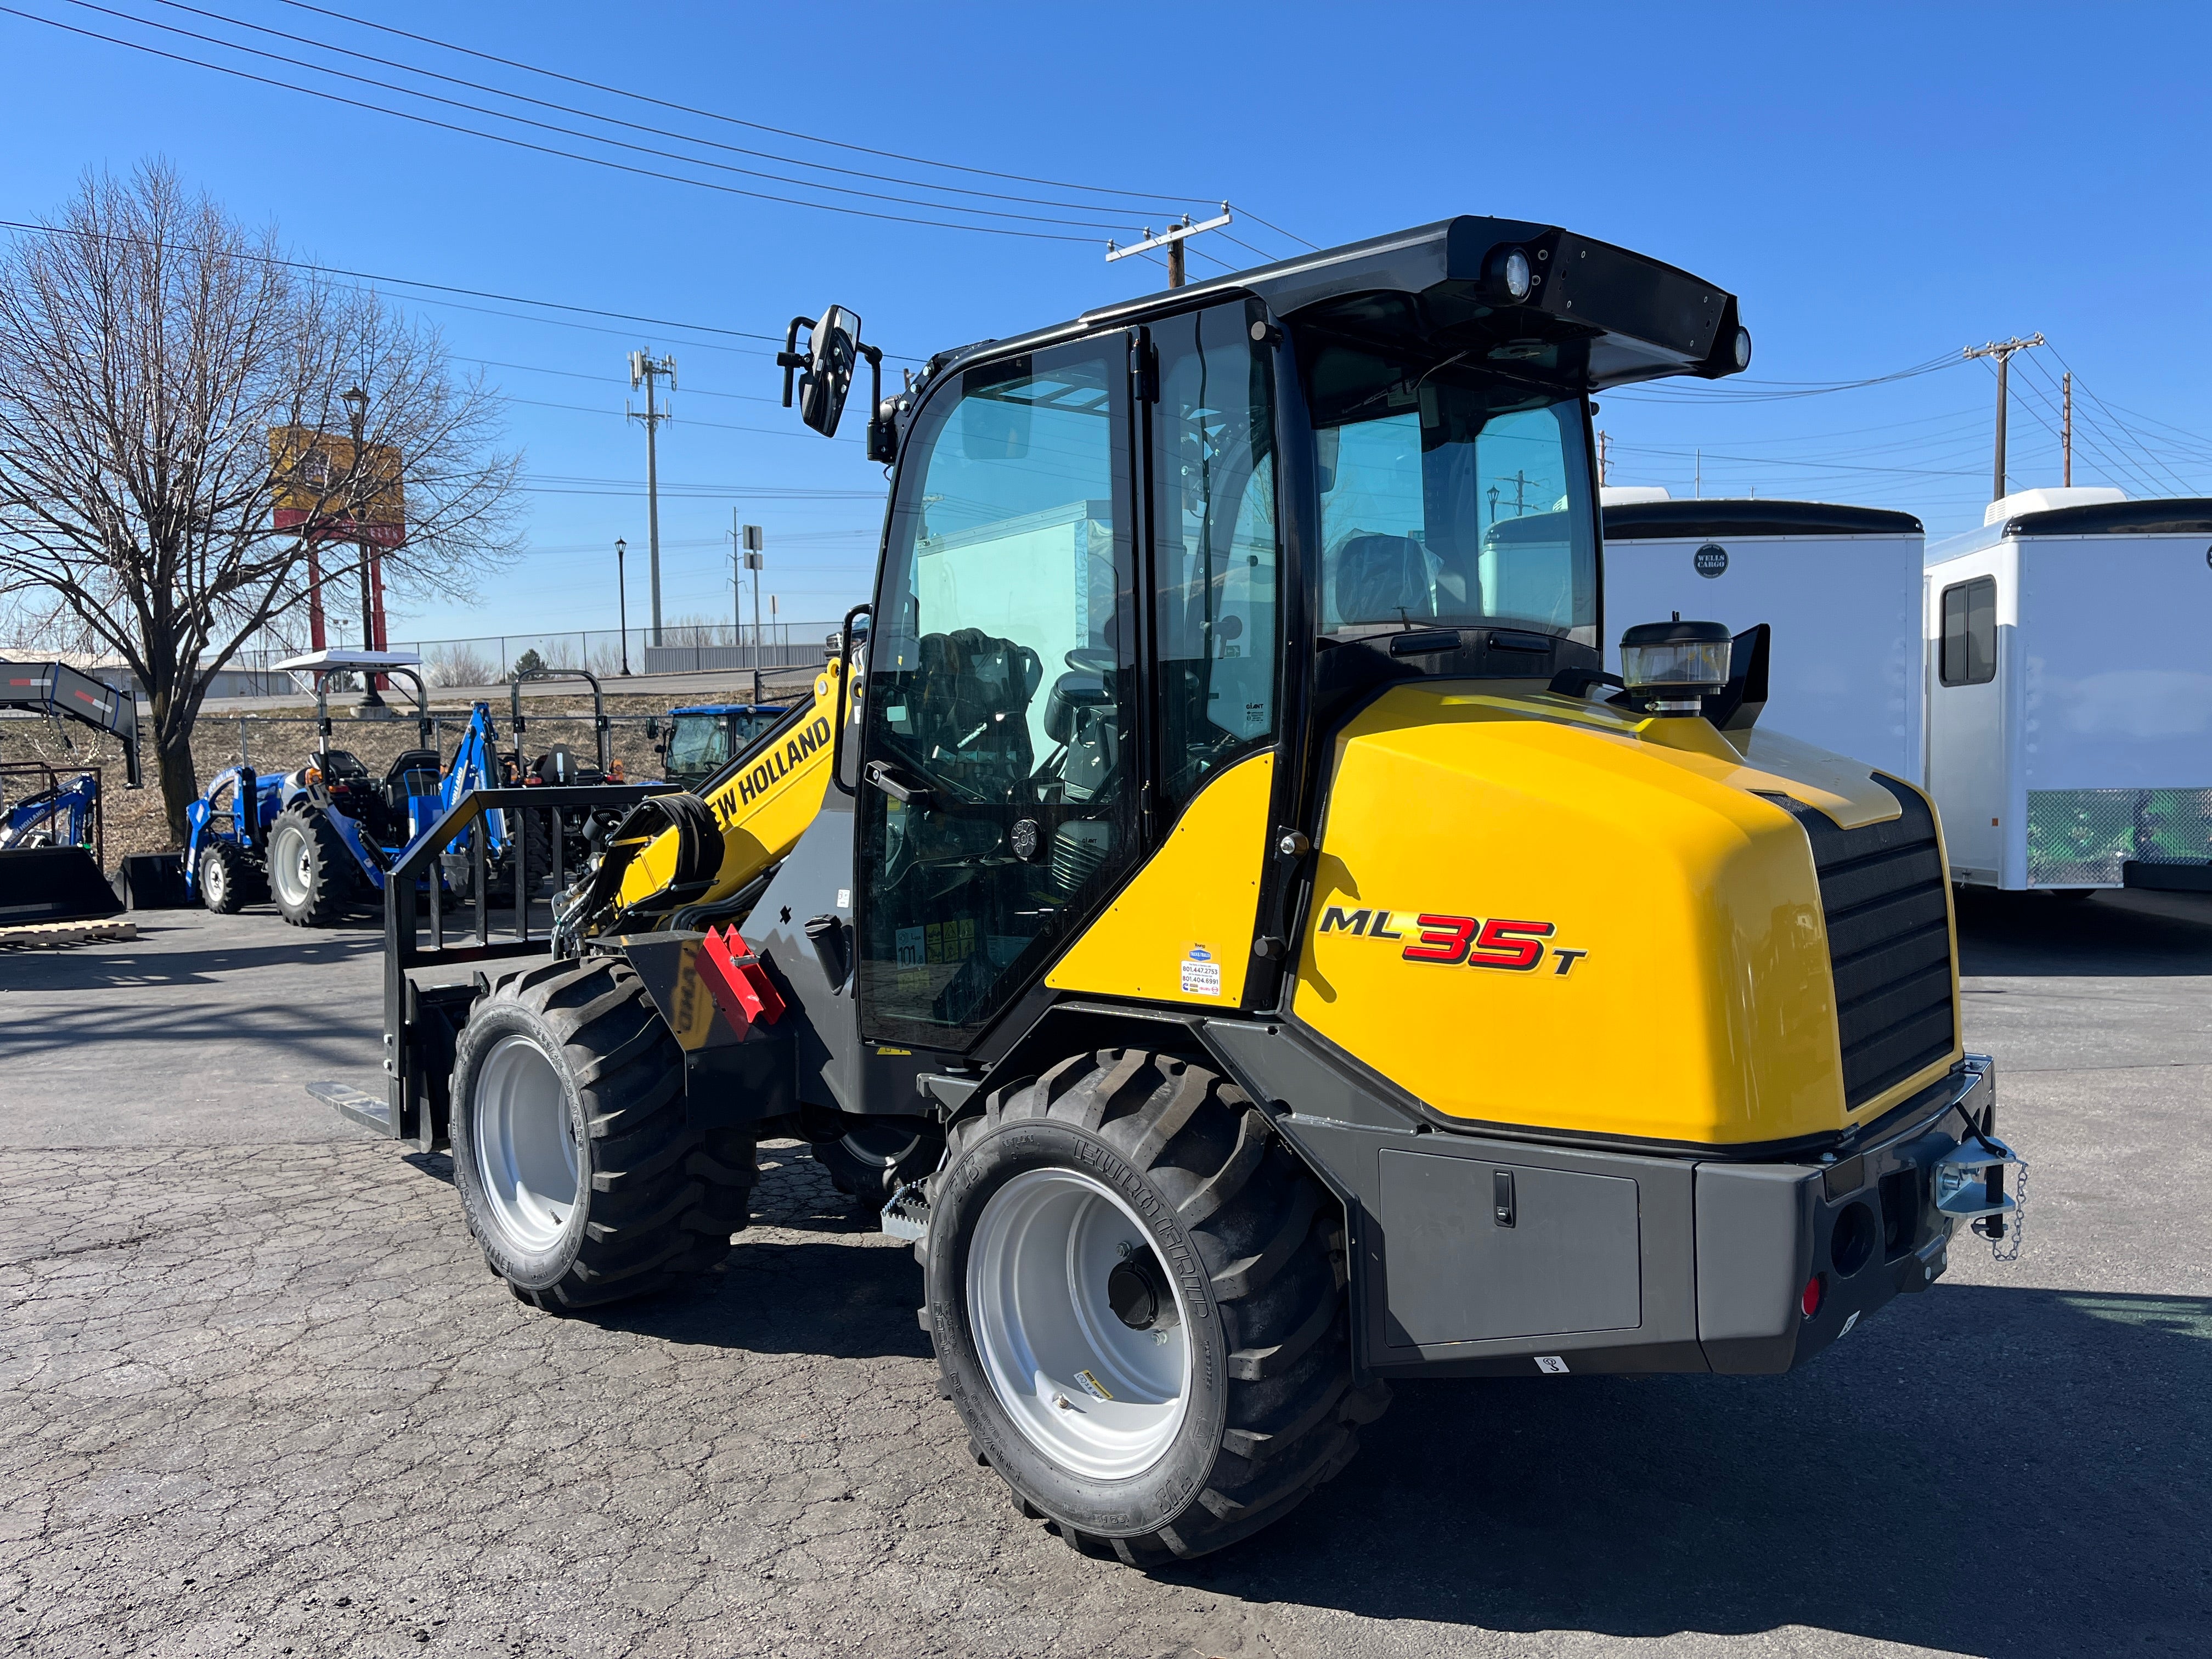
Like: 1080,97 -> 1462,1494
1597,430 -> 1610,486
2062,370 -> 2073,487
628,351 -> 676,646
1694,449 -> 1702,499
1962,334 -> 2045,501
1105,205 -> 1233,289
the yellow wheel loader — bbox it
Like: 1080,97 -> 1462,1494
373,217 -> 2024,1564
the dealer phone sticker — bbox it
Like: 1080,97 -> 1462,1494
1180,945 -> 1223,998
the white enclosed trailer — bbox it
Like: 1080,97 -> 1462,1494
1600,493 -> 1926,781
1923,488 -> 2212,892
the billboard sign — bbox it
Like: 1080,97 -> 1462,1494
269,427 -> 407,548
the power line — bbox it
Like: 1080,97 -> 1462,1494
0,213 -> 923,360
146,0 -> 1202,224
57,0 -> 1149,234
1229,204 -> 1319,251
47,1 -> 1159,236
1607,353 -> 1964,404
268,0 -> 1216,208
0,7 -> 1104,242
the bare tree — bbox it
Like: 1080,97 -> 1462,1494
0,161 -> 520,840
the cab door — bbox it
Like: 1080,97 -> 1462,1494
851,304 -> 1288,1050
852,337 -> 1143,1052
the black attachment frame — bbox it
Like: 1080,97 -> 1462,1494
509,667 -> 611,773
380,780 -> 676,1148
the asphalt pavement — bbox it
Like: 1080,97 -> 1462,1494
2,889 -> 2207,1658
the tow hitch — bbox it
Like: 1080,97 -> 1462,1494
1934,1134 -> 2029,1261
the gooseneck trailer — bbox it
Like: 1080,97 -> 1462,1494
1924,489 -> 2212,892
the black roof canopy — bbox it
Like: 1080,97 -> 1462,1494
1603,499 -> 1924,540
929,217 -> 1747,394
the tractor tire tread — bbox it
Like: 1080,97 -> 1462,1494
456,956 -> 755,1311
941,1047 -> 1389,1564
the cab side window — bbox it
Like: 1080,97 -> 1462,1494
1150,303 -> 1280,810
1939,577 -> 1996,686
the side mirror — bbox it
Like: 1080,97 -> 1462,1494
781,306 -> 860,436
782,306 -> 889,452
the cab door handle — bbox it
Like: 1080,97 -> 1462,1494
865,760 -> 935,810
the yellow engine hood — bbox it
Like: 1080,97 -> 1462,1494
1292,682 -> 1959,1148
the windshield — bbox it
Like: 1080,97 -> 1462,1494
1306,340 -> 1596,646
665,715 -> 729,775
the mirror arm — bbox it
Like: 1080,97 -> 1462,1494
861,345 -> 896,464
778,315 -> 815,408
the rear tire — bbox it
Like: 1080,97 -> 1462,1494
924,1048 -> 1387,1562
267,805 -> 355,927
448,955 -> 757,1310
198,840 -> 263,913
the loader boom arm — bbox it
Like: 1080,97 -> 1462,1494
611,659 -> 845,918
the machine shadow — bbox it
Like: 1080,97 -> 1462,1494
602,1239 -> 934,1362
1955,888 -> 2212,978
1178,1283 -> 2209,1655
0,931 -> 382,992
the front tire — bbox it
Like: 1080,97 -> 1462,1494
198,839 -> 263,913
449,956 -> 757,1310
266,805 -> 355,927
925,1049 -> 1387,1562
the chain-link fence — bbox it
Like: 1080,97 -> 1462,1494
232,622 -> 841,691
24,622 -> 845,701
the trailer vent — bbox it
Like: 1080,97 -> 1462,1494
1767,778 -> 1956,1110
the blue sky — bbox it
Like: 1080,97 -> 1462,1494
4,0 -> 2208,645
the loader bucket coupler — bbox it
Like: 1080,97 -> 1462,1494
0,845 -> 126,926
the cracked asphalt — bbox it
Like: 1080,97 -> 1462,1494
2,895 -> 2208,1658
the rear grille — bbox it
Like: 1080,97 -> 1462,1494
1767,776 -> 1956,1109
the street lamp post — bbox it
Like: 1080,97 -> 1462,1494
341,385 -> 386,714
616,538 -> 631,676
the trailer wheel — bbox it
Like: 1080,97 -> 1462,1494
198,839 -> 263,913
806,1109 -> 944,1204
266,804 -> 355,927
448,955 -> 757,1311
924,1049 -> 1388,1563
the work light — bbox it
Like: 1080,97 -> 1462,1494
1620,618 -> 1732,714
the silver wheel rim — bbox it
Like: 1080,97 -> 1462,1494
968,1166 -> 1192,1480
202,851 -> 227,906
472,1034 -> 580,1253
269,824 -> 312,907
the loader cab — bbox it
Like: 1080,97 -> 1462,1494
662,703 -> 789,793
806,216 -> 1745,1056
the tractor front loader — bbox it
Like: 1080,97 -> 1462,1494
0,659 -> 140,927
370,218 -> 2025,1564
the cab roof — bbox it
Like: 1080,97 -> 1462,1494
930,216 -> 1747,394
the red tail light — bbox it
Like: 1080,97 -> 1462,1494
1801,1275 -> 1825,1319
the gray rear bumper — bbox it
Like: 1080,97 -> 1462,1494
1200,1017 -> 1993,1380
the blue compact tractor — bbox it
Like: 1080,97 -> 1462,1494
184,651 -> 538,927
184,656 -> 630,926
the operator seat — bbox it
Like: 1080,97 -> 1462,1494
1331,533 -> 1433,629
909,628 -> 1043,798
